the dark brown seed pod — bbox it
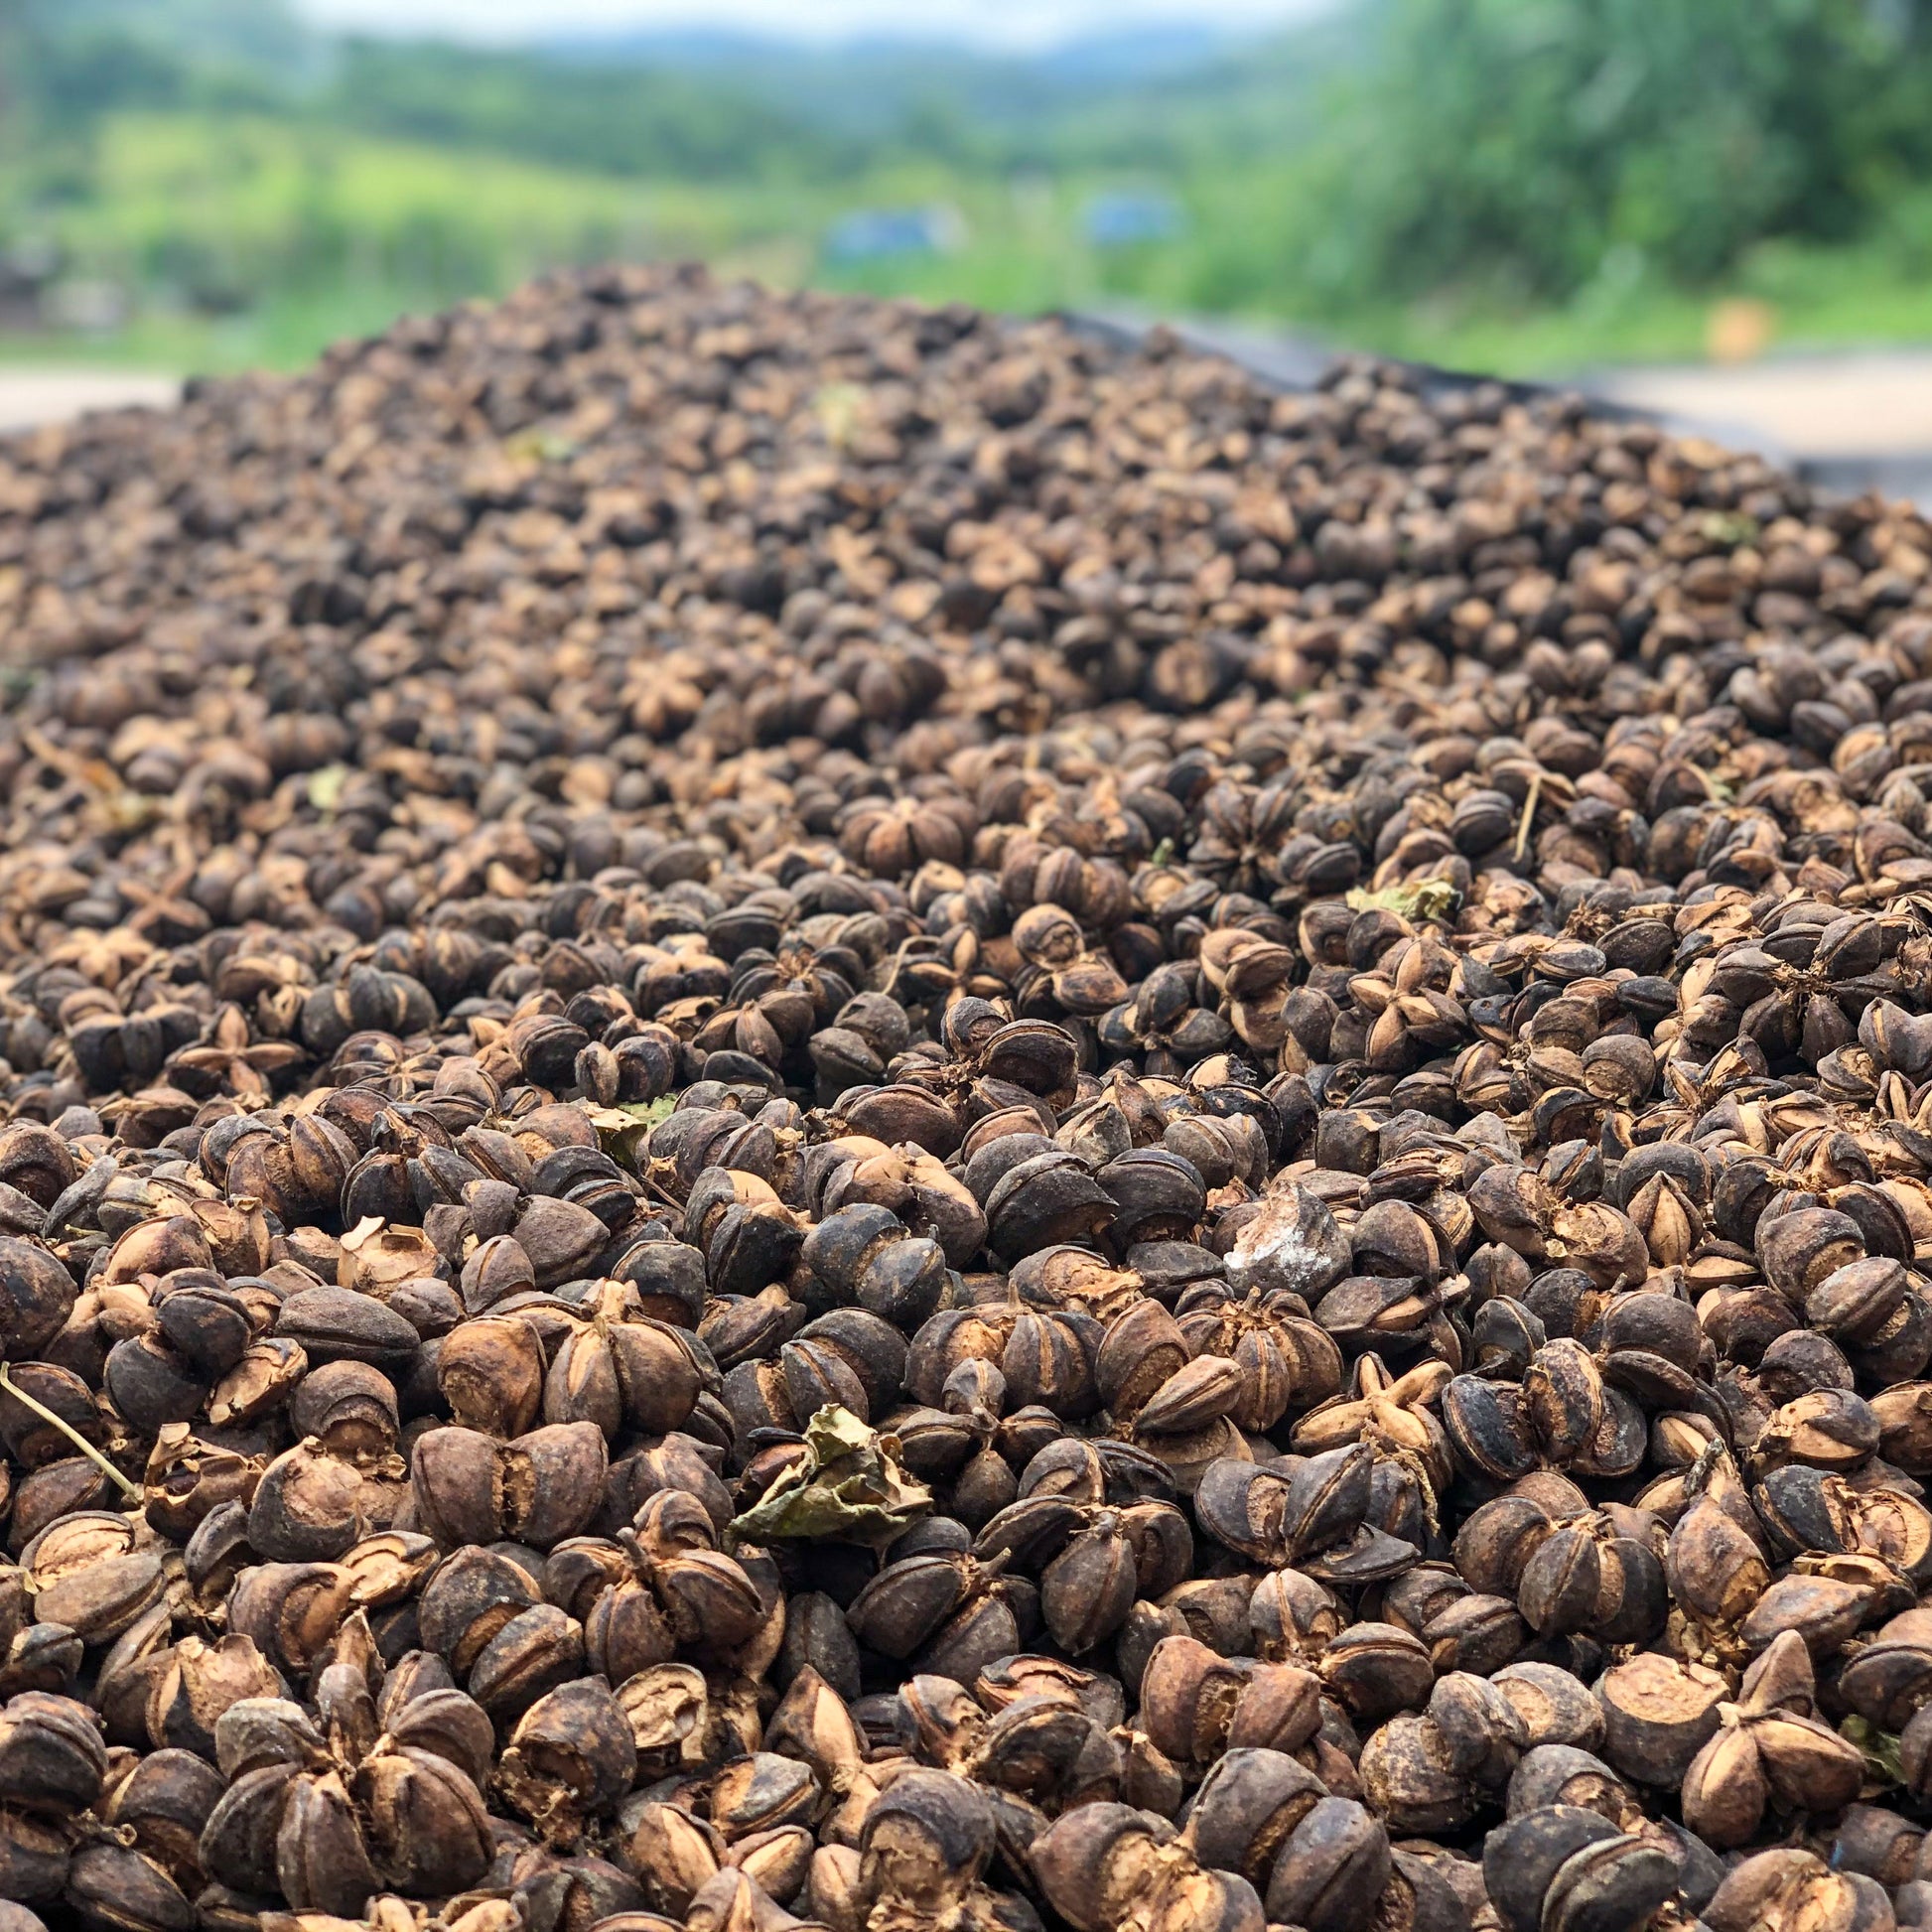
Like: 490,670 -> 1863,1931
353,1740 -> 493,1896
1261,1795 -> 1390,1932
496,1678 -> 637,1844
1596,1652 -> 1728,1788
225,1564 -> 354,1683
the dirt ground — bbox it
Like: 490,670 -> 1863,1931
0,370 -> 182,434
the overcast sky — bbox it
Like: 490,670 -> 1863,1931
294,0 -> 1319,50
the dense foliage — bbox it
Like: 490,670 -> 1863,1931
1309,0 -> 1932,303
322,39 -> 852,186
5,0 -> 1932,369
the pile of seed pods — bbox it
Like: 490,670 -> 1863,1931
2,265 -> 1932,1932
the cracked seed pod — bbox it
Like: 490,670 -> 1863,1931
1316,1623 -> 1437,1725
145,1634 -> 283,1759
550,1294 -> 719,1440
689,1173 -> 808,1298
761,1666 -> 875,1838
984,1152 -> 1117,1265
142,1428 -> 265,1545
1483,1806 -> 1677,1932
1833,1808 -> 1923,1896
1362,1669 -> 1530,1832
249,1440 -> 404,1565
1175,1281 -> 1342,1432
1137,1634 -> 1253,1767
1483,1653 -> 1607,1761
1097,1150 -> 1206,1248
1029,1804 -> 1175,1932
1596,1652 -> 1728,1789
1504,1743 -> 1631,1822
420,1545 -> 539,1677
99,1746 -> 223,1891
0,1803 -> 69,1905
1130,1355 -> 1246,1442
466,1603 -> 587,1724
225,1565 -> 353,1684
1039,1515 -> 1139,1654
410,1422 -> 606,1551
847,1551 -> 1018,1681
802,1205 -> 953,1332
274,1287 -> 420,1371
1706,1849 -> 1894,1932
818,1147 -> 986,1271
90,1600 -> 174,1746
63,1841 -> 196,1932
978,1694 -> 1118,1810
616,1796 -> 727,1915
497,1679 -> 637,1846
0,1692 -> 107,1815
353,1741 -> 494,1897
858,1768 -> 995,1915
275,1767 -> 380,1918
1840,1604 -> 1932,1730
439,1315 -> 547,1438
1183,1745 -> 1326,1890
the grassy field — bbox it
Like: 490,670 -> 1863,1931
11,110 -> 1932,382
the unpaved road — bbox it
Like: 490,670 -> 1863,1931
1589,350 -> 1932,462
1587,351 -> 1932,503
0,370 -> 181,435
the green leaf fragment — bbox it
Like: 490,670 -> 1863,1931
1842,1714 -> 1905,1787
307,763 -> 349,813
1700,510 -> 1760,549
727,1403 -> 932,1550
505,429 -> 580,463
814,382 -> 867,451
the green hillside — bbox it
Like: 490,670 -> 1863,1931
4,0 -> 1932,376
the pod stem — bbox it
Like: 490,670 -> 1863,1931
0,1363 -> 143,1501
1514,768 -> 1543,863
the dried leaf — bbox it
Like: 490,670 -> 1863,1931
1345,878 -> 1460,923
589,1095 -> 677,1166
727,1404 -> 931,1550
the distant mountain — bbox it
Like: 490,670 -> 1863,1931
1034,25 -> 1231,85
29,0 -> 321,83
544,22 -> 1234,85
537,27 -> 782,68
537,21 -> 1255,143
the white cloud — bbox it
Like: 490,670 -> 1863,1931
294,0 -> 1320,50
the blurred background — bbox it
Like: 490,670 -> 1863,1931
4,0 -> 1932,482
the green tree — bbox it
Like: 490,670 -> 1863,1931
1302,0 -> 1932,304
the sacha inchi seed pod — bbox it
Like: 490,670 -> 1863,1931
9,267 -> 1932,1930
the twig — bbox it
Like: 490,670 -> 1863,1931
1514,769 -> 1544,864
0,1363 -> 142,1501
